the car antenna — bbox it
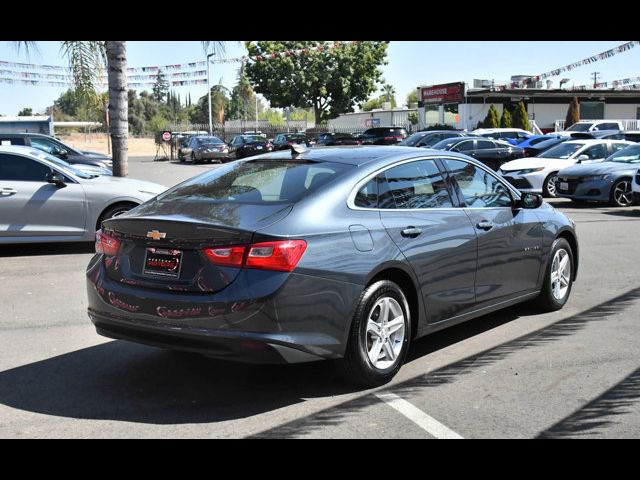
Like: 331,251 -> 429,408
291,144 -> 309,157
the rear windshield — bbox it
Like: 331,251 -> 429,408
538,142 -> 585,159
565,123 -> 592,132
243,136 -> 266,143
157,160 -> 352,204
194,136 -> 224,145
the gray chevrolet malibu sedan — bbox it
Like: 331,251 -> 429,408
86,146 -> 578,387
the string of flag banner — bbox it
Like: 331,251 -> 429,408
495,40 -> 640,90
0,41 -> 358,88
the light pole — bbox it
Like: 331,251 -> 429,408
207,52 -> 215,135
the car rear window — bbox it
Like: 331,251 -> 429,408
157,160 -> 352,204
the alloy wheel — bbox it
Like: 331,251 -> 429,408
550,248 -> 571,301
546,174 -> 558,197
612,180 -> 633,207
365,297 -> 406,370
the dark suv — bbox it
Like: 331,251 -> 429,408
0,132 -> 112,170
359,127 -> 408,145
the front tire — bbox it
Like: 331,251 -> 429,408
543,173 -> 559,198
336,280 -> 411,387
610,178 -> 634,207
533,237 -> 573,312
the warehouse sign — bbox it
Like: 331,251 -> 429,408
420,82 -> 465,105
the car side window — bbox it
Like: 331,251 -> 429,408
354,178 -> 378,208
582,144 -> 607,159
454,140 -> 474,152
0,153 -> 52,182
443,159 -> 512,208
30,137 -> 60,155
610,143 -> 629,153
379,160 -> 453,209
477,140 -> 495,150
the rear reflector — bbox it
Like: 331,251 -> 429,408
95,229 -> 121,255
203,245 -> 246,267
203,239 -> 307,272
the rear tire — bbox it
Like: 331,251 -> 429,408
532,237 -> 573,312
191,153 -> 198,164
543,173 -> 559,198
335,280 -> 411,387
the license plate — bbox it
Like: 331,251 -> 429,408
256,146 -> 263,150
143,247 -> 183,278
560,182 -> 569,191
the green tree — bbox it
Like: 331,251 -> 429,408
565,96 -> 580,129
382,83 -> 396,105
408,112 -> 419,126
18,108 -> 33,116
259,109 -> 285,124
500,108 -> 512,128
228,65 -> 258,121
481,104 -> 500,128
244,41 -> 388,124
512,100 -> 530,130
190,84 -> 230,125
152,69 -> 169,103
406,90 -> 419,107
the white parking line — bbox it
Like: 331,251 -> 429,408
375,392 -> 464,439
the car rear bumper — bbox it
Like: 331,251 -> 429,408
198,151 -> 230,161
86,256 -> 361,363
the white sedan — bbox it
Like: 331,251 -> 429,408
498,139 -> 634,197
0,145 -> 167,244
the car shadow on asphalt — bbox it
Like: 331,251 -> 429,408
601,209 -> 640,218
0,242 -> 95,257
0,303 -> 539,426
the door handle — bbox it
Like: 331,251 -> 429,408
401,227 -> 422,238
476,220 -> 494,230
0,188 -> 17,196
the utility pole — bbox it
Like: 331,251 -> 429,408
592,71 -> 601,88
207,52 -> 215,135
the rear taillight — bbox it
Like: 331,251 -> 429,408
203,245 -> 246,267
383,136 -> 395,141
95,229 -> 120,255
203,239 -> 307,272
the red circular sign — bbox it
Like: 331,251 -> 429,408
162,131 -> 171,142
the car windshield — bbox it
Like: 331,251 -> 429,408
398,133 -> 428,146
157,160 -> 353,204
565,123 -> 592,132
195,137 -> 223,145
538,143 -> 585,159
285,134 -> 307,141
28,149 -> 94,178
607,144 -> 640,163
431,138 -> 462,150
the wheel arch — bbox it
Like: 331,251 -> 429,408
95,200 -> 140,231
557,229 -> 579,281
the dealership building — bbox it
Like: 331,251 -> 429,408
416,82 -> 640,132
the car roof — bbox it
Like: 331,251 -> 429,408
0,132 -> 51,138
0,144 -> 46,154
563,139 -> 632,144
243,145 -> 478,166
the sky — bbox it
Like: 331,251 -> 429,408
0,41 -> 638,116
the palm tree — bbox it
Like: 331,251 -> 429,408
382,83 -> 396,106
13,41 -> 227,177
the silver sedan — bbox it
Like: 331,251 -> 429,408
0,146 -> 167,244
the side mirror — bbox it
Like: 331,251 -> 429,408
46,171 -> 67,188
56,148 -> 69,159
576,154 -> 589,162
518,192 -> 543,209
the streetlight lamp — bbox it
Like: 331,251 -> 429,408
207,52 -> 215,135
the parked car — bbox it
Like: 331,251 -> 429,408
86,145 -> 578,387
314,132 -> 362,146
633,163 -> 640,205
472,128 -> 533,145
621,131 -> 640,143
522,136 -> 570,157
178,136 -> 229,163
429,136 -> 524,171
0,145 -> 166,244
0,132 -> 112,170
557,120 -> 625,137
397,130 -> 467,148
569,129 -> 626,140
271,133 -> 312,150
228,135 -> 273,159
359,126 -> 408,145
556,143 -> 640,207
499,139 -> 634,197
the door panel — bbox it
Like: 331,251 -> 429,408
443,158 -> 542,305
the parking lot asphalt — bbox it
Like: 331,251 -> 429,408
1,155 -> 640,438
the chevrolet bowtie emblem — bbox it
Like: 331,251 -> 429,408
146,230 -> 166,240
